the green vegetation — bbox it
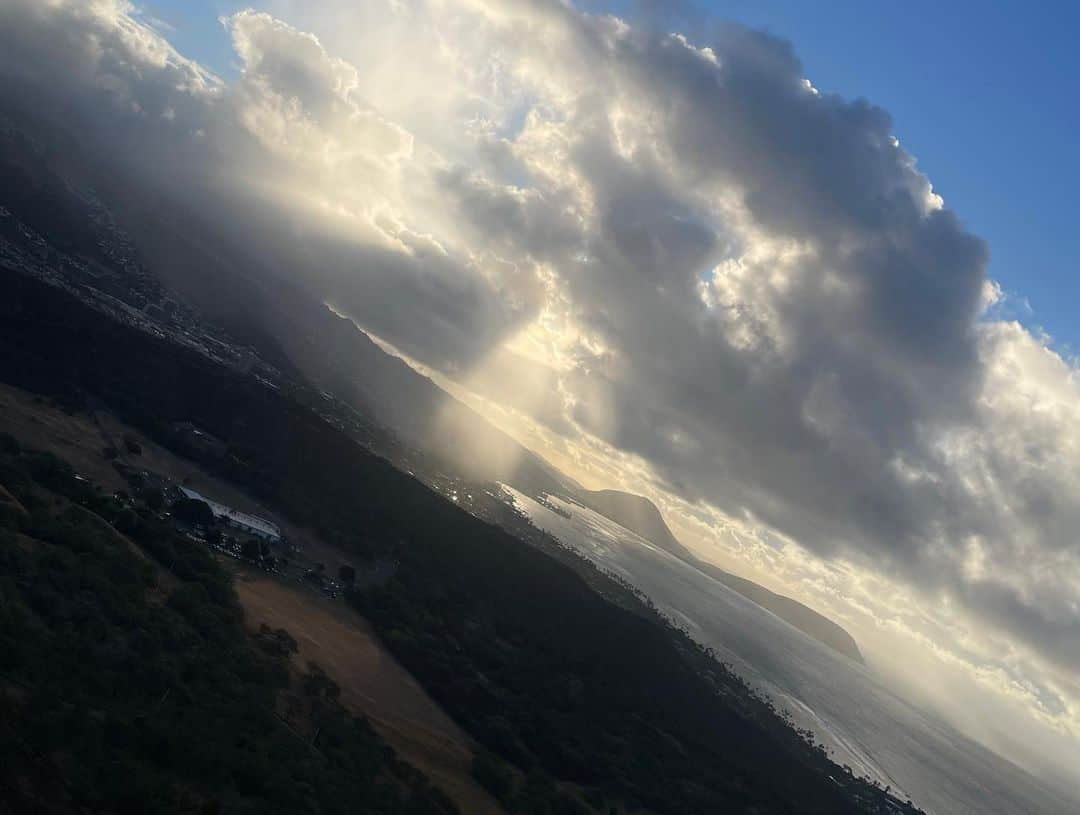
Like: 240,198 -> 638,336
172,496 -> 216,528
0,433 -> 456,815
0,267 -> 921,814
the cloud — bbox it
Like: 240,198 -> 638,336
0,0 -> 1077,782
424,4 -> 988,560
255,0 -> 1080,768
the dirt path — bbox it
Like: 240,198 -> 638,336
231,568 -> 506,815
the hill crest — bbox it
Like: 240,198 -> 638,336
579,488 -> 865,665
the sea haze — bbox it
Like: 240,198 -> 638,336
504,487 -> 1076,815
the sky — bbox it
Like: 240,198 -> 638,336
699,1 -> 1080,355
144,0 -> 1080,354
2,0 -> 1079,796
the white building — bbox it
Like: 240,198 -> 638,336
178,486 -> 282,543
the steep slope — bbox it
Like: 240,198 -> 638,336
230,569 -> 506,815
257,297 -> 579,498
0,436 -> 457,815
112,189 -> 578,499
0,381 -> 504,814
0,265 -> 920,815
580,489 -> 865,664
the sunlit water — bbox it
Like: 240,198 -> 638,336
504,487 -> 1075,815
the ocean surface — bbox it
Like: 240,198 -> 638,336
504,487 -> 1076,815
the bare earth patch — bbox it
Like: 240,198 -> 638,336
230,567 -> 506,815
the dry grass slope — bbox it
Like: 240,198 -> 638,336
0,381 -> 505,815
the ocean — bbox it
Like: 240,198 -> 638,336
504,487 -> 1075,815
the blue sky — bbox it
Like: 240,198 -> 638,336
144,0 -> 1080,351
696,1 -> 1080,353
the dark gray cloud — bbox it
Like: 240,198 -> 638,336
439,18 -> 987,559
0,2 -> 536,375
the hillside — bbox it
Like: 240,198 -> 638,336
0,380 -> 504,814
0,263 -> 920,814
581,489 -> 865,664
0,435 -> 456,815
0,118 -> 862,670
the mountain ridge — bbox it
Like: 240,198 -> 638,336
579,489 -> 865,664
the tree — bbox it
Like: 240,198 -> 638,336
338,564 -> 356,585
142,488 -> 164,512
173,498 -> 215,528
0,432 -> 19,454
472,751 -> 514,803
257,624 -> 298,658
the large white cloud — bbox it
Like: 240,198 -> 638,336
0,0 -> 1077,785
